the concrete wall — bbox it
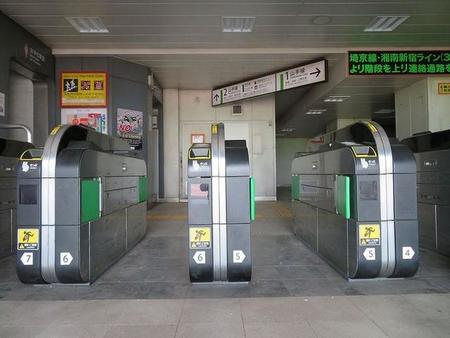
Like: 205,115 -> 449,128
395,77 -> 450,140
0,12 -> 54,144
276,138 -> 308,187
163,89 -> 276,201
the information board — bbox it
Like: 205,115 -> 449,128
61,72 -> 107,107
277,60 -> 326,91
348,51 -> 450,76
212,59 -> 327,106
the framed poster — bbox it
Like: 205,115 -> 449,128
61,72 -> 107,107
191,133 -> 205,144
117,108 -> 144,149
61,108 -> 107,134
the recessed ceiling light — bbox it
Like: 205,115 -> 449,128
306,109 -> 326,115
312,16 -> 332,25
66,17 -> 109,33
364,16 -> 409,32
323,96 -> 350,103
222,17 -> 255,33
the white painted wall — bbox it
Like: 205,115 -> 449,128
163,89 -> 276,201
163,89 -> 180,202
276,138 -> 308,187
395,77 -> 450,140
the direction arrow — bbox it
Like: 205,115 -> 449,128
363,248 -> 376,261
213,94 -> 219,102
233,250 -> 246,264
60,252 -> 73,266
20,252 -> 33,265
402,246 -> 415,260
193,251 -> 206,264
310,67 -> 321,77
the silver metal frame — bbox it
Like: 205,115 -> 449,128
40,125 -> 71,283
361,121 -> 396,277
0,124 -> 33,143
211,123 -> 228,281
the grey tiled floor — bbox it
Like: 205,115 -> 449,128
0,191 -> 449,336
0,199 -> 449,300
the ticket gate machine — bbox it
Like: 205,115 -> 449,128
402,130 -> 450,257
187,123 -> 255,282
0,124 -> 33,259
291,121 -> 419,279
16,125 -> 148,284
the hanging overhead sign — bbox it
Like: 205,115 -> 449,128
348,51 -> 450,76
212,59 -> 327,106
276,60 -> 326,91
61,72 -> 108,107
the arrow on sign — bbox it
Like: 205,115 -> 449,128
233,250 -> 246,264
60,252 -> 73,266
363,248 -> 376,261
310,67 -> 321,77
213,94 -> 220,102
193,251 -> 206,264
402,246 -> 415,260
20,252 -> 33,265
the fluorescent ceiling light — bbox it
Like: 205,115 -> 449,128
323,96 -> 350,103
66,17 -> 109,33
364,16 -> 409,32
373,109 -> 395,114
222,17 -> 255,32
280,127 -> 296,132
306,109 -> 326,115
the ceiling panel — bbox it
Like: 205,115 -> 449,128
1,0 -> 449,137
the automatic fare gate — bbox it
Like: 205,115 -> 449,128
187,123 -> 255,283
291,121 -> 419,279
0,124 -> 33,259
16,125 -> 148,284
402,129 -> 450,257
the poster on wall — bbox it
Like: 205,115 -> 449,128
61,72 -> 107,107
61,108 -> 107,134
0,92 -> 5,117
117,108 -> 144,149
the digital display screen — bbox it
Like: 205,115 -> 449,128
348,51 -> 450,76
20,185 -> 38,205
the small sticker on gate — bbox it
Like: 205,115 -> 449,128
359,224 -> 380,246
189,227 -> 211,249
17,229 -> 39,250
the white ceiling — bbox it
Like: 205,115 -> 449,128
1,0 -> 449,137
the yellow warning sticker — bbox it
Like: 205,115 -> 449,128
189,227 -> 211,249
359,224 -> 380,246
17,229 -> 39,250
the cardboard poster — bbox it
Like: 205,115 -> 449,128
0,92 -> 5,116
61,108 -> 107,134
117,108 -> 144,149
61,72 -> 107,107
